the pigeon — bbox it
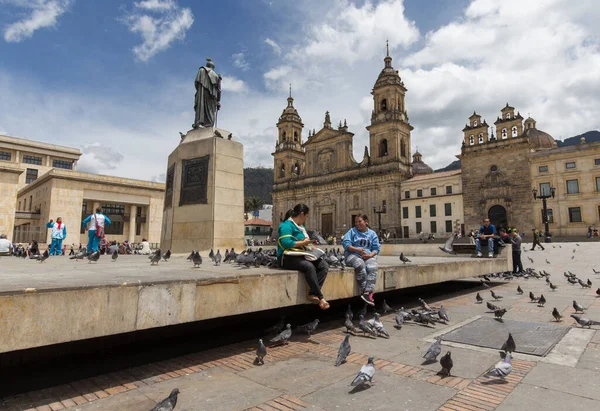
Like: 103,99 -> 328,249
370,313 -> 390,338
527,257 -> 534,264
150,249 -> 161,265
501,333 -> 516,353
209,248 -> 215,261
573,300 -> 586,313
419,298 -> 432,311
162,249 -> 171,261
597,288 -> 600,296
111,250 -> 118,261
394,311 -> 404,329
578,278 -> 590,289
38,249 -> 49,263
552,307 -> 562,322
269,324 -> 292,345
350,356 -> 375,387
587,279 -> 593,287
186,250 -> 194,261
358,315 -> 377,338
546,259 -> 551,264
400,252 -> 411,263
538,294 -> 546,307
381,299 -> 393,315
546,276 -> 551,284
517,285 -> 523,295
529,291 -> 538,302
476,292 -> 483,303
485,353 -> 512,380
571,315 -> 600,328
490,290 -> 503,301
483,274 -> 492,282
439,351 -> 453,377
346,304 -> 354,321
344,314 -> 359,335
438,305 -> 449,323
487,302 -> 499,311
87,250 -> 100,263
567,277 -> 578,285
549,282 -> 558,291
214,249 -> 222,266
494,308 -> 507,319
335,334 -> 351,366
416,312 -> 437,326
295,319 -> 320,337
264,316 -> 285,336
150,388 -> 180,411
192,251 -> 202,267
423,336 -> 442,362
593,269 -> 600,275
255,339 -> 267,365
480,279 -> 491,289
70,250 -> 85,261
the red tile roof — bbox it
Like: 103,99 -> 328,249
244,218 -> 272,226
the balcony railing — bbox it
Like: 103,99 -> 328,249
15,210 -> 41,219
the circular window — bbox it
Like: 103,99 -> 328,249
490,165 -> 498,172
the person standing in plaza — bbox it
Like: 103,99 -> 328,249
277,204 -> 330,310
82,207 -> 112,253
0,234 -> 12,256
342,214 -> 380,306
46,217 -> 67,256
510,229 -> 523,273
531,227 -> 545,251
475,218 -> 497,258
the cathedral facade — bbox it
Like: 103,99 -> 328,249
272,52 -> 414,237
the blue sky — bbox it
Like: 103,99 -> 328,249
0,0 -> 599,180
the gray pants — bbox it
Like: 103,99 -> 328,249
345,254 -> 378,293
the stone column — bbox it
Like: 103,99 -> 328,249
129,205 -> 137,243
46,156 -> 51,167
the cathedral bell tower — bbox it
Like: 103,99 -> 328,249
272,87 -> 305,183
366,43 -> 413,173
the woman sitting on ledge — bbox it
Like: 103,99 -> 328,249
277,204 -> 330,310
342,214 -> 380,306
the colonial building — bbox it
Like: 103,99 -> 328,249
1,134 -> 165,246
272,50 -> 413,237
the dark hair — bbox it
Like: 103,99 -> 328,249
355,214 -> 369,224
95,207 -> 102,213
284,203 -> 309,220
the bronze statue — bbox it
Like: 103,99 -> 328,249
193,58 -> 222,128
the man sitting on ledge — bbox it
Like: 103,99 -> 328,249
476,218 -> 496,258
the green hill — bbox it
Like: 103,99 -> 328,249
244,167 -> 273,204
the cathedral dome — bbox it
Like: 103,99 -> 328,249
523,127 -> 557,149
411,151 -> 433,175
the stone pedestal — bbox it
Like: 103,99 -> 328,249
160,127 -> 244,253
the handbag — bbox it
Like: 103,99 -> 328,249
94,214 -> 103,237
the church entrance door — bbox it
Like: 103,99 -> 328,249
488,205 -> 507,229
321,213 -> 333,237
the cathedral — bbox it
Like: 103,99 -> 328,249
272,50 -> 417,237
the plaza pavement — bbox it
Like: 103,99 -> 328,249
3,242 -> 600,411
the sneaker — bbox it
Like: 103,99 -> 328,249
361,292 -> 375,306
488,253 -> 494,258
476,252 -> 482,258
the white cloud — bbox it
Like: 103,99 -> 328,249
78,143 -> 125,174
3,0 -> 71,43
232,52 -> 250,70
221,75 -> 248,94
124,0 -> 194,62
265,38 -> 282,55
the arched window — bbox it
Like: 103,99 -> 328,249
380,99 -> 387,111
469,135 -> 475,145
474,120 -> 478,127
379,139 -> 388,157
282,131 -> 286,141
280,164 -> 285,178
478,133 -> 484,144
511,126 -> 518,137
506,113 -> 511,119
501,128 -> 507,139
292,163 -> 300,174
293,131 -> 298,142
401,139 -> 406,157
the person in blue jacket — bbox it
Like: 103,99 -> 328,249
82,207 -> 112,253
46,217 -> 67,256
277,203 -> 330,310
342,214 -> 380,306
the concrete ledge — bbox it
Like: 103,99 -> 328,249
0,255 -> 509,354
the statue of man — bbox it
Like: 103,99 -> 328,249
193,58 -> 222,128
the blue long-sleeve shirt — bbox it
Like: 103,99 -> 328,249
46,221 -> 67,239
342,227 -> 380,257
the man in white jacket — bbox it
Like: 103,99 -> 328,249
46,217 -> 67,256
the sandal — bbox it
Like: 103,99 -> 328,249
318,299 -> 330,310
307,295 -> 320,304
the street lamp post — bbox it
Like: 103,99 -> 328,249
532,186 -> 556,243
373,202 -> 387,238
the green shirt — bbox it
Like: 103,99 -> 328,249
277,219 -> 307,259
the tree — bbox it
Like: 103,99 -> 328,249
245,197 -> 264,215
